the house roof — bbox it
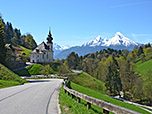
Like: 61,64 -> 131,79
31,42 -> 50,54
12,46 -> 24,51
5,44 -> 24,52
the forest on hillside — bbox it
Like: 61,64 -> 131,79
62,44 -> 152,105
0,15 -> 37,65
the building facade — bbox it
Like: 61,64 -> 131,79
30,30 -> 53,63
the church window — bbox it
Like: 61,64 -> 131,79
42,55 -> 44,59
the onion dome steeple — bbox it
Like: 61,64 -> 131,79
47,29 -> 53,44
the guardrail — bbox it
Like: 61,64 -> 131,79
63,79 -> 140,114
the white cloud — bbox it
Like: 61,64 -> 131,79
131,33 -> 152,43
131,33 -> 152,37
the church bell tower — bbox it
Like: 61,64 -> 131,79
46,29 -> 53,52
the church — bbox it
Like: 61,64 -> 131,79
30,30 -> 53,63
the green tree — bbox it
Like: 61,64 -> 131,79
145,43 -> 151,48
66,52 -> 80,69
122,49 -> 129,58
58,64 -> 72,74
40,65 -> 54,77
105,56 -> 122,95
131,76 -> 144,101
12,28 -> 22,45
0,16 -> 6,64
94,57 -> 107,81
143,71 -> 152,103
4,22 -> 14,43
117,57 -> 134,92
138,46 -> 144,56
21,34 -> 37,50
82,57 -> 99,76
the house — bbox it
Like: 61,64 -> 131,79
5,44 -> 24,61
30,30 -> 53,63
5,44 -> 25,69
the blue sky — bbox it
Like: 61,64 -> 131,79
0,0 -> 152,46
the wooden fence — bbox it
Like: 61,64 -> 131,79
63,80 -> 140,114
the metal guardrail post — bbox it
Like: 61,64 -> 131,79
103,109 -> 109,114
68,92 -> 70,96
87,102 -> 91,110
64,89 -> 67,93
71,94 -> 75,99
77,97 -> 80,103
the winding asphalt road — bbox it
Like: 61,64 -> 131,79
0,79 -> 63,114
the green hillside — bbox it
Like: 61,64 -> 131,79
59,72 -> 150,114
135,59 -> 152,76
14,63 -> 60,76
19,46 -> 32,56
66,72 -> 106,93
0,64 -> 26,88
15,64 -> 44,76
19,45 -> 32,62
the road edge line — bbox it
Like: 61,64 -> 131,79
57,83 -> 62,114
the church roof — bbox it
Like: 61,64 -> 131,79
31,42 -> 50,54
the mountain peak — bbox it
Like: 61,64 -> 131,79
114,32 -> 125,39
82,32 -> 138,47
95,35 -> 102,41
53,43 -> 70,51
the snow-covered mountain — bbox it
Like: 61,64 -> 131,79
53,43 -> 70,57
55,32 -> 141,59
82,32 -> 138,47
53,43 -> 69,51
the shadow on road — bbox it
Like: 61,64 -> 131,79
28,80 -> 51,83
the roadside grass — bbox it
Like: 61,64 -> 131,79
66,72 -> 106,93
0,64 -> 27,89
59,87 -> 107,114
14,64 -> 44,76
15,63 -> 59,76
26,64 -> 43,75
69,82 -> 150,114
140,106 -> 152,112
0,80 -> 21,89
14,62 -> 65,76
14,68 -> 31,76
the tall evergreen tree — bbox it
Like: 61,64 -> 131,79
0,16 -> 6,64
12,28 -> 22,45
105,56 -> 122,95
138,46 -> 144,56
4,22 -> 14,43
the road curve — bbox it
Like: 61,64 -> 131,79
0,79 -> 63,114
